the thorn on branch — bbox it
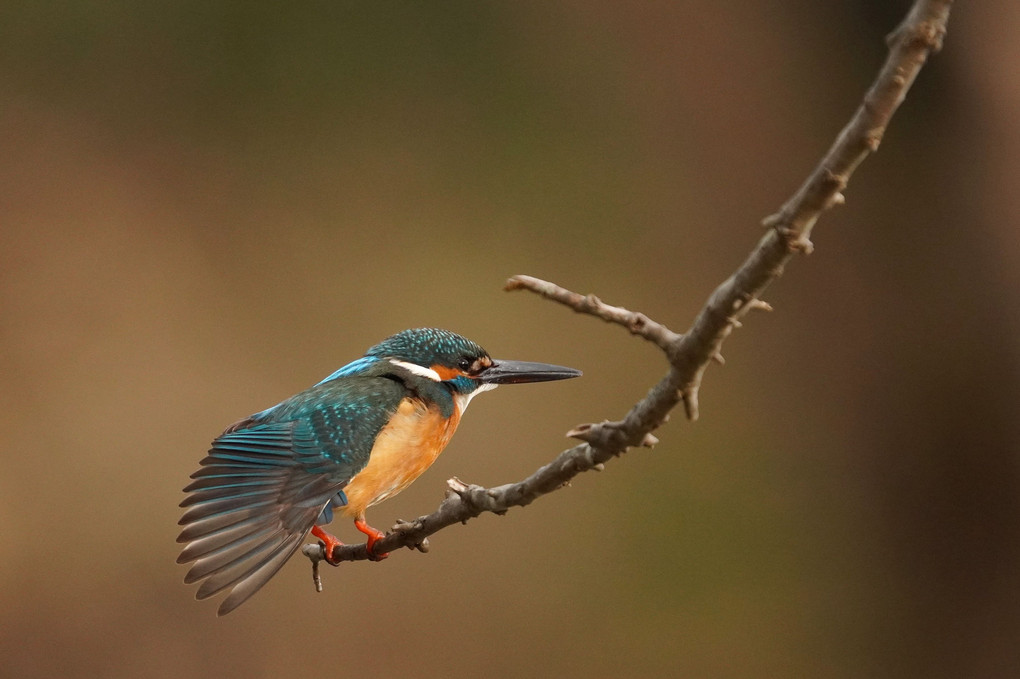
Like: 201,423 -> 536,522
566,421 -> 636,456
392,517 -> 421,532
566,421 -> 608,447
681,387 -> 700,421
447,476 -> 497,516
789,235 -> 815,255
864,131 -> 883,152
392,519 -> 430,552
888,18 -> 946,53
763,209 -> 822,254
565,423 -> 591,440
447,476 -> 469,493
831,192 -> 846,206
763,217 -> 816,255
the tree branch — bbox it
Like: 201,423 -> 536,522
302,0 -> 953,575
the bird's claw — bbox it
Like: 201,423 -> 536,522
355,517 -> 389,561
311,525 -> 345,566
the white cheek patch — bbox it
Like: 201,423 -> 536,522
389,359 -> 442,381
455,382 -> 497,413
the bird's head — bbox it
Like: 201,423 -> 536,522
366,328 -> 581,396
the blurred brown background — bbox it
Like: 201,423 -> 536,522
1,2 -> 1017,677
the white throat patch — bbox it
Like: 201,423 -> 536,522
456,382 -> 497,413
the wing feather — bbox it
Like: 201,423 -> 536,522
177,374 -> 408,614
177,422 -> 346,613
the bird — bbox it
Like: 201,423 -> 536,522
177,327 -> 581,615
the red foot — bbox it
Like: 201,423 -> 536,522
311,525 -> 345,565
354,517 -> 389,561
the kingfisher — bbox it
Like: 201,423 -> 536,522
177,328 -> 581,615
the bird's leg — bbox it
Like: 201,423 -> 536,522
354,516 -> 389,561
311,525 -> 345,566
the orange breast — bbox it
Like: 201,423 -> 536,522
341,396 -> 461,517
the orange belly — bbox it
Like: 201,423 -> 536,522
341,396 -> 461,517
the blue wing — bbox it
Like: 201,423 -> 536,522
177,373 -> 406,615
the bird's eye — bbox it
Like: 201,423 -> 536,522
457,357 -> 472,372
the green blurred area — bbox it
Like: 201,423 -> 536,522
1,2 -> 1018,677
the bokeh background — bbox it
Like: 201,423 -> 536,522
2,2 -> 1017,677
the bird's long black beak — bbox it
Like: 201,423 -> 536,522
478,359 -> 582,385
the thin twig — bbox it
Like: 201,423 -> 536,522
504,275 -> 682,351
303,0 -> 952,575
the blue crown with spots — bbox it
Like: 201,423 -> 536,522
366,328 -> 489,368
